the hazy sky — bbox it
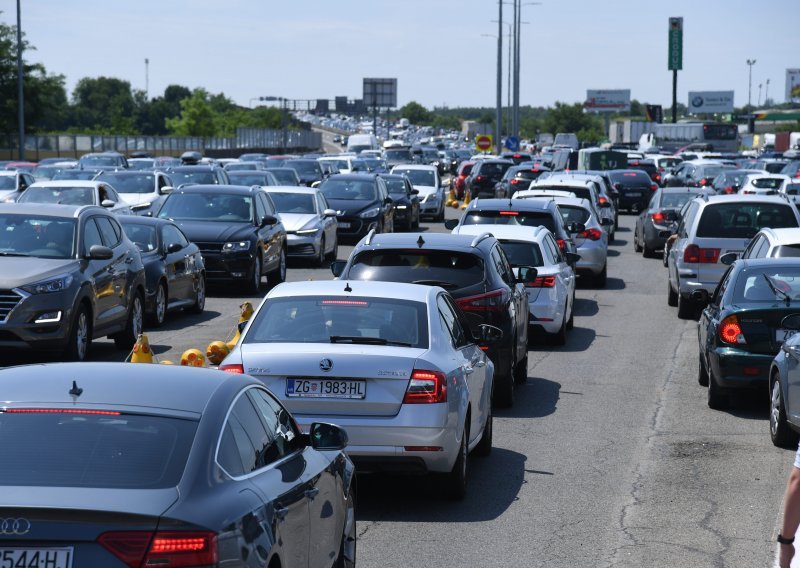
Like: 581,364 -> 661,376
5,0 -> 798,111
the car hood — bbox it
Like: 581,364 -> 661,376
326,198 -> 378,216
119,192 -> 156,206
0,258 -> 79,288
279,213 -> 319,232
172,220 -> 254,242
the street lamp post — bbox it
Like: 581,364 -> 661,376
495,0 -> 503,155
491,21 -> 513,136
758,83 -> 763,107
765,78 -> 770,106
16,0 -> 24,160
746,59 -> 756,108
513,2 -> 541,139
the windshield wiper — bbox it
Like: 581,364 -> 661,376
0,252 -> 29,257
412,279 -> 458,289
763,273 -> 791,305
329,335 -> 412,347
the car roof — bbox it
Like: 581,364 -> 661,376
452,224 -> 548,243
0,363 -> 256,417
0,171 -> 18,177
755,227 -> 800,245
356,231 -> 494,252
30,180 -> 101,188
326,173 -> 377,181
268,280 -> 438,304
392,164 -> 437,171
469,198 -> 555,211
264,186 -> 320,195
515,189 -> 580,200
173,184 -> 258,195
0,203 -> 99,217
699,194 -> 792,206
739,257 -> 800,269
118,215 -> 176,227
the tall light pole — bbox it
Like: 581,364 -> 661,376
513,2 -> 540,139
746,59 -> 756,108
16,0 -> 24,160
145,58 -> 149,99
490,21 -> 513,135
758,83 -> 763,107
765,78 -> 771,106
495,0 -> 503,155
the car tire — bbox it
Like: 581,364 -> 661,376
667,279 -> 678,306
149,281 -> 167,327
677,291 -> 696,320
495,361 -> 515,408
413,209 -> 420,229
474,409 -> 493,457
334,482 -> 357,568
113,291 -> 143,351
633,229 -> 643,252
315,237 -> 326,267
771,377 -> 799,448
566,294 -> 575,330
443,422 -> 468,500
187,275 -> 206,314
707,366 -> 729,410
698,353 -> 709,386
64,304 -> 91,362
551,308 -> 568,346
594,263 -> 607,288
642,241 -> 656,258
326,237 -> 338,261
514,352 -> 528,384
246,254 -> 262,294
268,248 -> 287,286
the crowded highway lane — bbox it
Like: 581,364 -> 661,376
24,208 -> 795,566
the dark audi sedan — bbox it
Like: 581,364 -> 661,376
0,363 -> 356,567
320,174 -> 394,240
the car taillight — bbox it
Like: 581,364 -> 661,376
651,183 -> 658,191
403,370 -> 447,404
699,179 -> 708,186
527,275 -> 556,287
456,288 -> 510,312
598,196 -> 608,205
99,531 -> 218,568
683,244 -> 720,264
654,173 -> 661,182
475,175 -> 485,182
724,186 -> 734,194
510,179 -> 520,185
578,228 -> 603,241
556,239 -> 566,252
220,363 -> 244,374
652,212 -> 665,223
719,315 -> 746,345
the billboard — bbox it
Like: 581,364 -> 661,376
363,78 -> 397,108
583,89 -> 631,112
687,91 -> 734,114
787,69 -> 800,103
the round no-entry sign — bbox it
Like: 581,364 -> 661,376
476,134 -> 493,152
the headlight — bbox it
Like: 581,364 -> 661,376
20,274 -> 74,294
222,241 -> 250,252
359,207 -> 381,219
296,228 -> 319,235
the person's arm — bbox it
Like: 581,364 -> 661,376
780,466 -> 800,568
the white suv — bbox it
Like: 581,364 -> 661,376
666,195 -> 800,318
739,227 -> 800,260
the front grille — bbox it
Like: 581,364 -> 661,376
195,242 -> 224,254
0,290 -> 22,321
289,244 -> 316,255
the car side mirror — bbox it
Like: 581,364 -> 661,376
166,242 -> 183,254
781,314 -> 800,331
88,244 -> 113,260
600,218 -> 613,226
330,260 -> 346,278
160,185 -> 174,195
565,252 -> 581,265
444,219 -> 459,230
323,208 -> 337,218
567,222 -> 586,233
476,324 -> 503,344
101,199 -> 116,208
411,189 -> 419,195
260,214 -> 278,227
613,183 -> 623,191
664,210 -> 680,222
516,266 -> 538,283
719,252 -> 739,265
309,422 -> 349,450
384,197 -> 393,205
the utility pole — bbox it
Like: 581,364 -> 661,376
145,58 -> 149,99
16,0 -> 24,160
746,59 -> 756,108
758,83 -> 763,107
495,0 -> 502,155
511,0 -> 518,138
765,78 -> 770,106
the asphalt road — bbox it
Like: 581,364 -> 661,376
12,203 -> 797,567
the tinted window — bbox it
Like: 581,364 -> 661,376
122,222 -> 158,253
384,178 -> 409,195
0,411 -> 196,488
0,215 -> 76,259
499,241 -> 544,267
248,389 -> 302,459
392,169 -> 437,187
244,296 -> 429,348
227,395 -> 272,474
169,171 -> 220,185
217,422 -> 245,477
608,171 -> 652,186
228,173 -> 274,186
320,179 -> 377,201
558,205 -> 590,226
269,192 -> 316,214
349,250 -> 484,290
284,160 -> 321,175
733,266 -> 800,303
162,225 -> 188,249
773,245 -> 800,258
659,192 -> 697,209
158,193 -> 253,222
696,203 -> 798,239
83,218 -> 104,253
437,295 -> 468,349
462,210 -> 556,233
98,173 -> 155,194
96,217 -> 120,247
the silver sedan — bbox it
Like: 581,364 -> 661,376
221,280 -> 496,499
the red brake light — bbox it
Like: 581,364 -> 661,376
455,289 -> 510,312
527,275 -> 556,287
652,212 -> 665,223
699,179 -> 708,186
719,315 -> 745,345
499,211 -> 518,216
475,175 -> 485,182
598,196 -> 608,204
99,531 -> 218,568
724,186 -> 734,194
4,408 -> 120,415
321,300 -> 369,306
654,173 -> 661,181
579,228 -> 603,241
403,370 -> 447,404
651,184 -> 658,191
220,364 -> 244,374
683,244 -> 720,264
510,179 -> 520,185
556,239 -> 566,252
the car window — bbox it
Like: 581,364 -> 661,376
226,394 -> 273,475
544,234 -> 563,263
491,245 -> 515,285
712,266 -> 734,307
437,294 -> 469,349
261,193 -> 276,216
162,225 -> 187,250
348,250 -> 484,290
462,210 -> 557,233
248,388 -> 302,459
217,422 -> 245,477
95,217 -> 121,248
255,193 -> 267,221
733,266 -> 800,303
83,218 -> 104,254
696,203 -> 798,239
678,202 -> 699,237
498,240 -> 544,267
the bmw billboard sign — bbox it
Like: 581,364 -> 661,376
688,91 -> 734,114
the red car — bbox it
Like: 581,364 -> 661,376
453,161 -> 475,199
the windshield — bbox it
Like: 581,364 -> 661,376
499,241 -> 544,267
52,170 -> 99,181
751,177 -> 784,189
385,149 -> 412,161
349,250 -> 484,290
18,186 -> 95,206
268,192 -> 315,214
0,177 -> 15,190
533,185 -> 591,201
244,296 -> 429,348
734,267 -> 800,303
384,179 -> 408,195
609,171 -> 652,186
0,410 -> 196,488
558,205 -> 590,226
0,215 -> 76,258
97,173 -> 155,194
696,203 -> 798,239
463,210 -> 557,233
228,173 -> 273,186
121,222 -> 158,253
79,155 -> 122,168
284,160 -> 321,175
170,171 -> 219,185
128,159 -> 155,170
392,169 -> 436,187
320,179 -> 376,201
158,193 -> 253,222
478,162 -> 513,177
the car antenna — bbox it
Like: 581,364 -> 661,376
69,380 -> 83,397
344,282 -> 352,292
417,235 -> 425,248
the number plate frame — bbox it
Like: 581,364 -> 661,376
0,547 -> 73,568
286,378 -> 366,399
776,329 -> 796,343
337,222 -> 351,229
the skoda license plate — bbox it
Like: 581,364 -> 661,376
0,548 -> 73,568
287,378 -> 366,399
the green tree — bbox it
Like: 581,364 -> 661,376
71,76 -> 136,132
398,101 -> 431,124
165,89 -> 216,137
542,102 -> 604,141
133,84 -> 191,135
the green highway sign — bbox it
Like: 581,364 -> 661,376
668,17 -> 683,71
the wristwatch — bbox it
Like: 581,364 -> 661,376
778,534 -> 795,545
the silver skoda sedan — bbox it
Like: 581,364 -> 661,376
222,280 -> 497,499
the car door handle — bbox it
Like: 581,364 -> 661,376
275,507 -> 289,521
304,488 -> 320,500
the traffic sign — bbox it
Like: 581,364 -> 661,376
505,136 -> 519,151
476,134 -> 493,152
668,17 -> 683,71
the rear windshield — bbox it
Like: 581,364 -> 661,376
609,171 -> 652,186
348,250 -> 484,290
462,210 -> 557,233
773,245 -> 800,258
477,162 -> 512,177
696,203 -> 798,239
765,163 -> 788,174
498,241 -> 544,267
533,185 -> 591,201
557,205 -> 590,226
459,163 -> 474,176
384,149 -> 412,161
97,173 -> 155,194
244,296 -> 429,348
733,267 -> 800,303
660,192 -> 697,209
392,168 -> 436,187
0,411 -> 196,488
751,177 -> 784,189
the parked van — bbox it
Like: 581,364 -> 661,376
554,133 -> 579,151
347,134 -> 379,154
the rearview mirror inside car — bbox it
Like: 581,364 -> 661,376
309,422 -> 349,451
330,260 -> 346,278
444,219 -> 459,230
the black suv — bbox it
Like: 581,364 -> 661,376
608,169 -> 657,212
332,232 -> 532,408
320,174 -> 395,240
466,159 -> 515,199
283,159 -> 324,187
378,173 -> 420,231
154,185 -> 286,293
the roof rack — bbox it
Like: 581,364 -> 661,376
470,232 -> 493,248
364,228 -> 376,245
